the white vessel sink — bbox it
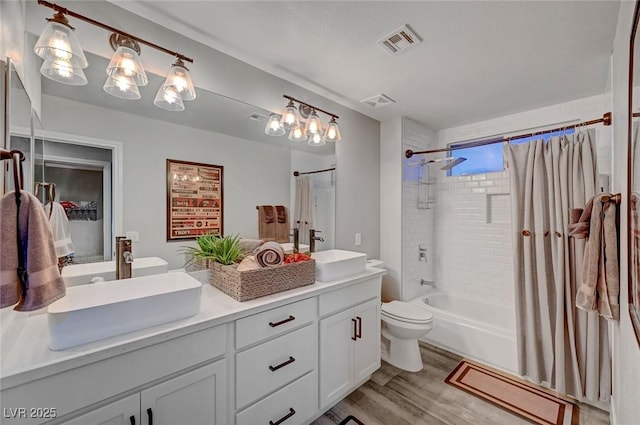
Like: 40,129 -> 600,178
312,249 -> 367,282
48,272 -> 202,350
61,257 -> 169,287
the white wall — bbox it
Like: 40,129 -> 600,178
380,117 -> 403,302
41,94 -> 291,269
609,1 -> 640,424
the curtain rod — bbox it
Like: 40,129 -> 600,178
293,167 -> 336,177
405,112 -> 612,158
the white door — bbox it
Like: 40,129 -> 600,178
353,299 -> 381,384
319,308 -> 355,410
59,393 -> 139,425
141,360 -> 227,425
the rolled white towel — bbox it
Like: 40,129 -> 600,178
253,241 -> 284,267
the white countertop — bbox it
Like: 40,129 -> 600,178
0,267 -> 385,390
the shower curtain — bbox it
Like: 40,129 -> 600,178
505,128 -> 610,402
294,175 -> 314,245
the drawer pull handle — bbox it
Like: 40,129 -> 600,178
356,316 -> 362,339
351,318 -> 357,341
147,408 -> 153,425
269,356 -> 296,372
269,408 -> 296,425
130,415 -> 135,425
269,315 -> 295,327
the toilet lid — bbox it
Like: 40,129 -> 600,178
381,301 -> 433,323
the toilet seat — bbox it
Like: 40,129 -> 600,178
381,301 -> 433,324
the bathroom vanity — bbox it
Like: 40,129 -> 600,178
0,268 -> 384,425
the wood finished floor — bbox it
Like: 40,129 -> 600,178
311,343 -> 610,425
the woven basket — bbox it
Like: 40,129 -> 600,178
209,259 -> 315,301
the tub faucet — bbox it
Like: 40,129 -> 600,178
421,279 -> 435,287
116,238 -> 133,279
309,229 -> 324,253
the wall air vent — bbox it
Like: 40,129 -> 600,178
361,94 -> 396,109
377,24 -> 423,55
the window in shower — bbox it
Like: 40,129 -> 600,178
448,128 -> 575,176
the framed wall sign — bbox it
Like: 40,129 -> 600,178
166,159 -> 223,241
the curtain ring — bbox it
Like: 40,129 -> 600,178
522,230 -> 531,237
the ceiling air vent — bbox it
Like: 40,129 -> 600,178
377,24 -> 422,55
248,113 -> 267,121
361,94 -> 395,109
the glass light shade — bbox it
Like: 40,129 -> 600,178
34,20 -> 88,69
163,61 -> 196,101
103,74 -> 141,100
40,59 -> 88,85
265,114 -> 286,136
106,46 -> 148,86
279,101 -> 299,129
154,85 -> 185,112
323,118 -> 342,142
308,132 -> 326,146
304,110 -> 323,135
288,122 -> 307,142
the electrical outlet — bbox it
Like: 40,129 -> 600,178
125,231 -> 139,242
355,233 -> 362,246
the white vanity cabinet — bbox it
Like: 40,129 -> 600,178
234,297 -> 319,425
318,278 -> 381,410
59,360 -> 227,425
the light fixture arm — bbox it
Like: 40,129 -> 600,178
283,95 -> 338,120
37,0 -> 194,63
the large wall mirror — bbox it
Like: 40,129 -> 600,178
629,0 -> 640,344
30,51 -> 336,269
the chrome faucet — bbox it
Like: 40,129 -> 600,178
309,229 -> 324,253
116,238 -> 133,279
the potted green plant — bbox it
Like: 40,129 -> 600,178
183,233 -> 244,269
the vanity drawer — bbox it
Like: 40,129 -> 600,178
236,371 -> 317,425
235,297 -> 316,349
236,324 -> 317,409
318,277 -> 381,316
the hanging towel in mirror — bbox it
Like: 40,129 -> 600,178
0,191 -> 66,311
44,202 -> 75,258
274,205 -> 289,243
258,205 -> 276,241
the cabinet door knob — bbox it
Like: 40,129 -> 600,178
269,408 -> 296,425
269,315 -> 295,327
351,318 -> 357,341
269,356 -> 296,372
356,316 -> 362,339
129,415 -> 136,425
147,408 -> 153,425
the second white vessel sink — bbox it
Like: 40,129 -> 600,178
48,272 -> 202,350
312,249 -> 367,282
61,257 -> 169,287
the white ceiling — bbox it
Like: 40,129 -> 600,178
112,0 -> 620,131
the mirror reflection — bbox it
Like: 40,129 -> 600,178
18,52 -> 336,269
630,3 -> 640,343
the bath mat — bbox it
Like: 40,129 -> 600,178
445,359 -> 579,425
338,415 -> 365,425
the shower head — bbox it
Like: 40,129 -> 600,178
439,157 -> 467,170
423,157 -> 467,170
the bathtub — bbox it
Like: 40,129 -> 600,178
410,292 -> 518,373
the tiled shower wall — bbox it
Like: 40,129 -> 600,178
434,171 -> 514,305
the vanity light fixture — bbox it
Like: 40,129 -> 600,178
266,94 -> 342,146
33,7 -> 88,84
264,114 -> 286,136
34,0 -> 196,110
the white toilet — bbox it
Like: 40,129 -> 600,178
381,300 -> 434,372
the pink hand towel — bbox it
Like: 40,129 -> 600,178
1,191 -> 66,311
